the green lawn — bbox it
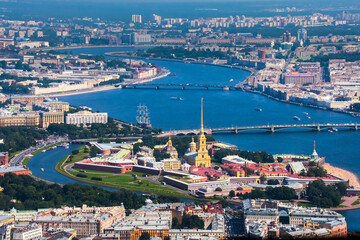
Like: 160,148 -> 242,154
351,197 -> 360,206
64,169 -> 191,198
298,200 -> 348,209
22,157 -> 31,166
9,150 -> 22,158
67,146 -> 90,163
122,171 -> 155,177
297,202 -> 314,208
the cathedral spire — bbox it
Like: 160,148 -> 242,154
168,137 -> 173,147
312,140 -> 318,159
200,98 -> 204,133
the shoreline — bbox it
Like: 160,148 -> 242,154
244,87 -> 359,118
28,44 -> 156,53
323,163 -> 360,188
105,51 -> 254,74
44,68 -> 170,98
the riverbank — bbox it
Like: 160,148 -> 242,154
28,44 -> 155,53
244,86 -> 359,118
105,51 -> 254,74
44,68 -> 170,97
323,163 -> 360,188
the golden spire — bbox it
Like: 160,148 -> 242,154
168,137 -> 173,147
200,98 -> 204,133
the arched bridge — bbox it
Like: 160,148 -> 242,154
158,123 -> 360,137
119,83 -> 244,91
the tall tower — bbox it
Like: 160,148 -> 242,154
195,98 -> 211,167
311,140 -> 319,159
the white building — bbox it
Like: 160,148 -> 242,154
12,225 -> 42,240
66,111 -> 108,126
132,15 -> 142,23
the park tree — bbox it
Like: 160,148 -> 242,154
267,179 -> 280,185
90,146 -> 98,157
139,232 -> 150,240
260,175 -> 267,184
171,217 -> 181,229
181,214 -> 204,229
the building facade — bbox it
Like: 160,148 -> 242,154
39,112 -> 64,128
66,111 -> 108,126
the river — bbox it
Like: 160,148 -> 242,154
29,46 -> 360,231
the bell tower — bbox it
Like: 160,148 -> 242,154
195,98 -> 211,167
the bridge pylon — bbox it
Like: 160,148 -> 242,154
317,124 -> 321,131
355,123 -> 358,130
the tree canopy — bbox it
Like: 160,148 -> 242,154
0,173 -> 179,210
306,180 -> 347,208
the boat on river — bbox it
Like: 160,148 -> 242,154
293,116 -> 301,121
170,97 -> 184,101
254,108 -> 262,112
41,168 -> 44,172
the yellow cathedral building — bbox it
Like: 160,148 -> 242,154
184,98 -> 211,167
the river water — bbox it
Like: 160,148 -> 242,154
30,46 -> 360,230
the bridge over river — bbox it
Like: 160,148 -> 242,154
158,123 -> 360,137
118,83 -> 244,91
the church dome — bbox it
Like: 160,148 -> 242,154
145,199 -> 153,205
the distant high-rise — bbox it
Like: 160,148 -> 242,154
297,28 -> 307,43
282,31 -> 291,43
152,14 -> 162,25
132,14 -> 142,24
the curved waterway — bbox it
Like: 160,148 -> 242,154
37,46 -> 360,230
27,144 -> 115,191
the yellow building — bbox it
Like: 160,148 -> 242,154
0,114 -> 40,127
185,98 -> 211,167
0,215 -> 15,226
161,159 -> 181,170
303,219 -> 320,230
40,111 -> 64,128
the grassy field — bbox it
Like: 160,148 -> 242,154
351,195 -> 360,206
55,146 -> 193,199
66,170 -> 187,197
55,145 -> 89,172
22,157 -> 31,167
297,200 -> 347,209
9,150 -> 22,158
